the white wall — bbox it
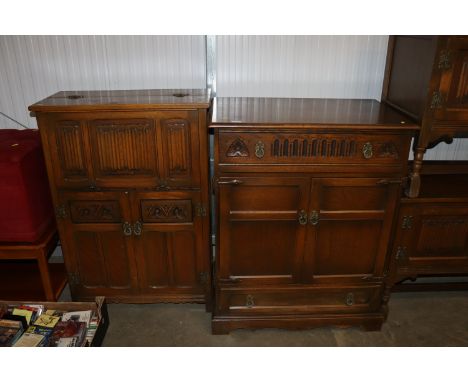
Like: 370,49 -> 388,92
216,35 -> 388,99
0,35 -> 465,160
0,35 -> 206,129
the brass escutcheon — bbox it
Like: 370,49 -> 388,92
362,142 -> 373,159
255,141 -> 265,158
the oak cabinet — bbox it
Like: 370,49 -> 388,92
210,97 -> 418,333
382,36 -> 468,197
391,163 -> 468,285
29,89 -> 211,304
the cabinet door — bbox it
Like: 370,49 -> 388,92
88,110 -> 200,188
38,115 -> 93,189
131,191 -> 208,299
39,110 -> 201,189
57,191 -> 139,298
217,176 -> 310,285
304,178 -> 400,284
434,36 -> 468,123
395,204 -> 468,273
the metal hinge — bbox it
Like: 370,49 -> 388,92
395,246 -> 407,261
430,91 -> 444,109
438,50 -> 452,70
195,203 -> 207,217
402,216 -> 413,229
55,204 -> 67,219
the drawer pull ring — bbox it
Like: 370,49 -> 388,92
346,293 -> 354,306
122,222 -> 133,236
298,210 -> 308,225
133,220 -> 142,236
255,141 -> 265,159
217,179 -> 243,185
362,142 -> 373,159
246,295 -> 255,308
309,210 -> 319,226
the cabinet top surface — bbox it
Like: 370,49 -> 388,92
210,97 -> 419,129
29,89 -> 211,112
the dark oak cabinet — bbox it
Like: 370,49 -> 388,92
382,36 -> 468,197
29,89 -> 211,304
210,97 -> 418,333
391,162 -> 468,286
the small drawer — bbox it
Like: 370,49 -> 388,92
218,131 -> 410,168
217,285 -> 383,315
140,199 -> 193,223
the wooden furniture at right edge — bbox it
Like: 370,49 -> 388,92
382,35 -> 468,198
390,161 -> 468,289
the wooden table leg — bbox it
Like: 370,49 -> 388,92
36,248 -> 55,301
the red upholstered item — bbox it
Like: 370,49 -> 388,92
0,129 -> 55,242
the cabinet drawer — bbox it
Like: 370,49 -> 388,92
217,285 -> 383,315
218,132 -> 410,168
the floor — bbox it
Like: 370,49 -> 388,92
60,287 -> 468,346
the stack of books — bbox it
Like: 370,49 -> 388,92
0,303 -> 98,347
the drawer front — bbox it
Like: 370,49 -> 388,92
216,285 -> 383,315
395,203 -> 468,273
140,199 -> 193,223
218,132 -> 410,167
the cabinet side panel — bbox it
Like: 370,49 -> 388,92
386,36 -> 437,120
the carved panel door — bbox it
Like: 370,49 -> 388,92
434,37 -> 468,123
131,191 -> 208,299
57,191 -> 139,299
395,204 -> 468,271
303,178 -> 400,284
159,112 -> 201,188
38,115 -> 92,189
217,176 -> 311,285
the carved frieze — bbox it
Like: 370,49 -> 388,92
377,142 -> 399,159
69,200 -> 121,223
226,138 -> 249,157
141,199 -> 192,223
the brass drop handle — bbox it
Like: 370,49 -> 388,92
362,142 -> 373,159
133,220 -> 142,236
217,179 -> 243,185
255,141 -> 265,158
122,222 -> 133,236
346,292 -> 354,306
298,210 -> 308,225
309,210 -> 319,226
246,295 -> 255,308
